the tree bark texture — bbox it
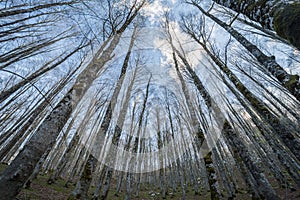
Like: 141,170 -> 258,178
212,0 -> 300,50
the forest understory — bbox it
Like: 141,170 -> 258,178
1,163 -> 299,200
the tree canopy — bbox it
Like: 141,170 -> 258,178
0,0 -> 299,199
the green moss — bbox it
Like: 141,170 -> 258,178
274,3 -> 300,49
245,0 -> 268,16
0,163 -> 8,173
207,166 -> 216,174
66,195 -> 76,200
284,74 -> 299,90
204,152 -> 213,164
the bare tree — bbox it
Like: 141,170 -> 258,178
0,1 -> 146,199
211,0 -> 300,49
186,0 -> 300,101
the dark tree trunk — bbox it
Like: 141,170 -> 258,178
212,0 -> 300,50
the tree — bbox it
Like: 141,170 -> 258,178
0,1 -> 146,199
212,0 -> 300,50
180,13 -> 300,161
187,0 -> 300,101
0,1 -> 299,199
166,17 -> 223,199
69,25 -> 139,199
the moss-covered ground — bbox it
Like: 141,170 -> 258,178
0,163 -> 299,199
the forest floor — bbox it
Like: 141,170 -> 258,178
0,163 -> 299,199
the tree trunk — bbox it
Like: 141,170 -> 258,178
71,27 -> 138,199
222,120 -> 280,200
189,1 -> 300,101
68,155 -> 95,200
0,32 -> 122,199
167,21 -> 221,199
0,67 -> 77,162
0,43 -> 86,104
212,0 -> 300,50
183,26 -> 300,161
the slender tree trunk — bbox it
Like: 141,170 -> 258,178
189,1 -> 300,101
167,21 -> 221,199
124,171 -> 133,200
92,166 -> 107,200
71,27 -> 138,199
183,26 -> 300,161
222,120 -> 280,200
156,112 -> 166,199
0,32 -> 121,200
115,171 -> 124,196
68,155 -> 95,199
0,43 -> 87,104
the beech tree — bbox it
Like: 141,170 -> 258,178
212,0 -> 300,50
69,25 -> 139,199
187,0 -> 300,101
180,13 -> 300,163
0,1 -> 299,200
0,1 -> 146,199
